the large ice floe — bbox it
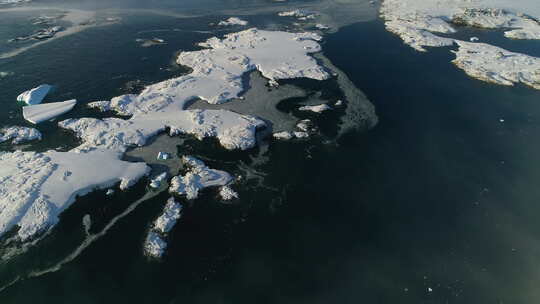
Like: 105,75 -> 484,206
143,197 -> 182,258
0,150 -> 149,241
380,0 -> 540,90
169,156 -> 233,200
23,99 -> 77,124
0,126 -> 41,145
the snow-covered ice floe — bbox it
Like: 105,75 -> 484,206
149,172 -> 167,189
17,84 -> 52,105
144,197 -> 182,258
278,9 -> 319,20
218,17 -> 248,26
380,0 -> 540,90
23,99 -> 77,124
0,150 -> 149,241
219,185 -> 239,201
0,126 -> 41,144
169,156 -> 233,200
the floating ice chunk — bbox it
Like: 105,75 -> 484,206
218,17 -> 248,26
157,151 -> 171,160
299,104 -> 331,113
144,232 -> 167,258
296,119 -> 313,132
17,84 -> 52,105
153,197 -> 182,234
106,189 -> 115,195
0,149 -> 149,241
149,172 -> 168,189
334,100 -> 344,106
470,36 -> 479,42
0,126 -> 42,144
23,99 -> 77,124
219,185 -> 239,201
273,131 -> 295,140
278,9 -> 318,19
169,156 -> 233,200
315,24 -> 330,30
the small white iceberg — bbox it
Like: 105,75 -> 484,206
157,151 -> 171,160
17,84 -> 52,105
149,172 -> 168,189
23,99 -> 77,124
299,104 -> 331,113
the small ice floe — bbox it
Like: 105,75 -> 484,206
82,214 -> 91,235
23,99 -> 77,124
278,9 -> 318,20
315,24 -> 330,30
169,156 -> 233,200
0,71 -> 13,78
106,189 -> 115,196
334,99 -> 344,106
136,38 -> 166,47
427,287 -> 433,293
157,151 -> 171,160
17,84 -> 52,105
298,103 -> 331,113
0,126 -> 42,144
293,131 -> 309,138
499,118 -> 505,123
144,197 -> 182,258
470,36 -> 480,42
149,172 -> 168,189
218,17 -> 248,26
296,119 -> 314,132
219,185 -> 239,201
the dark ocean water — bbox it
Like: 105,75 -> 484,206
1,5 -> 540,304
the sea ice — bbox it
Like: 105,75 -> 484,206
0,126 -> 42,144
169,156 -> 233,200
219,185 -> 239,201
23,99 -> 77,124
0,149 -> 149,241
17,84 -> 52,105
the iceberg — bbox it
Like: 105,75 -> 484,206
217,17 -> 248,26
23,99 -> 77,124
299,104 -> 331,113
0,126 -> 42,144
149,172 -> 167,189
219,185 -> 239,201
156,151 -> 171,160
16,84 -> 52,105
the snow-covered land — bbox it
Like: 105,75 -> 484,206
23,99 -> 77,124
59,109 -> 265,152
143,197 -> 182,258
0,150 -> 149,241
169,156 -> 233,200
17,84 -> 52,105
89,29 -> 329,115
0,126 -> 42,144
452,41 -> 540,89
299,103 -> 332,113
380,0 -> 540,89
218,17 -> 248,26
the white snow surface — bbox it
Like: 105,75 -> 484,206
0,150 -> 149,241
218,17 -> 248,26
23,99 -> 77,124
0,126 -> 42,144
16,84 -> 52,105
59,109 -> 265,152
169,156 -> 233,200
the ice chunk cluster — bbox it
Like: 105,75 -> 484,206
217,17 -> 248,26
